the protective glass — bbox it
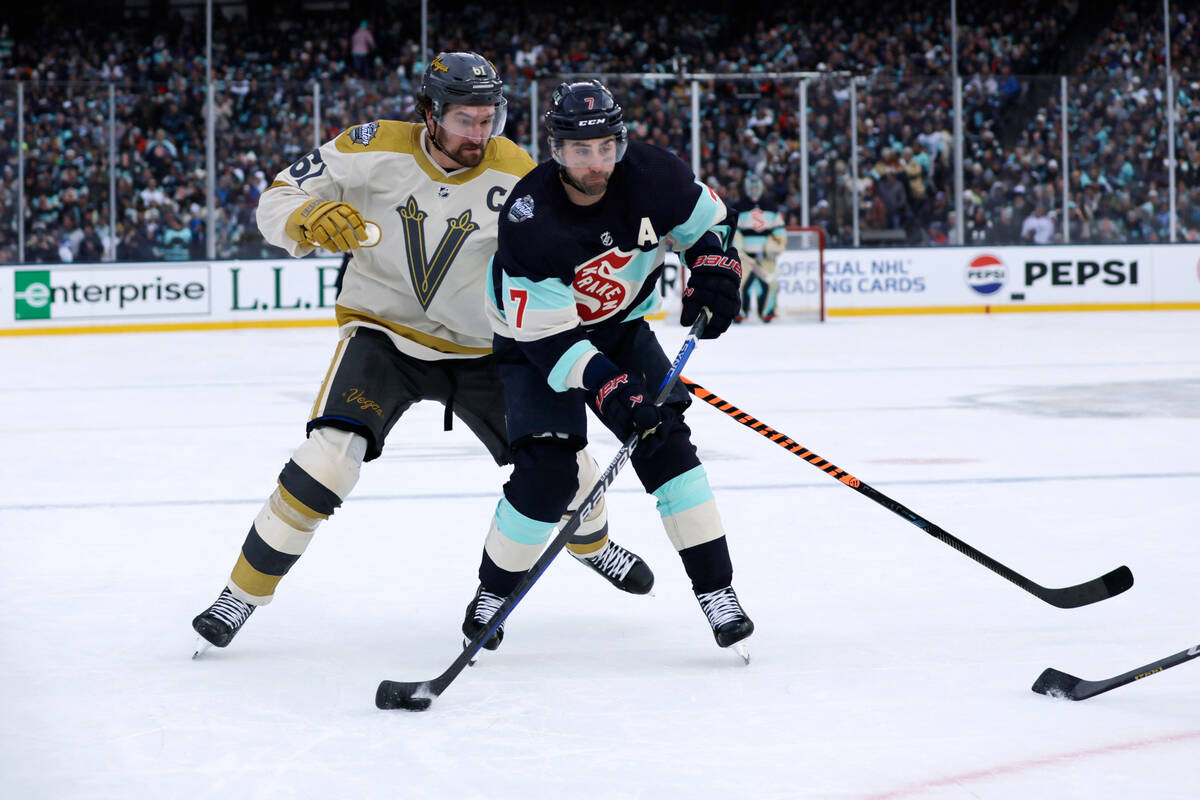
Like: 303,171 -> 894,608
550,136 -> 627,169
435,99 -> 508,141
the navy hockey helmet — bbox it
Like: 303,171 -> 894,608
545,80 -> 628,165
419,52 -> 507,137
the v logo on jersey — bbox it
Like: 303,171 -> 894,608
397,196 -> 480,309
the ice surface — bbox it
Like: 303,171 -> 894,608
1,311 -> 1198,799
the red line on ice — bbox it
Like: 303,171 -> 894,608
863,729 -> 1200,799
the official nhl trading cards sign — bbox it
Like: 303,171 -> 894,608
774,243 -> 1200,314
12,265 -> 210,321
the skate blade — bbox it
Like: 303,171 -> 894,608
732,641 -> 750,665
192,636 -> 213,660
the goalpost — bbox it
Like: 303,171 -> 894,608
773,226 -> 826,322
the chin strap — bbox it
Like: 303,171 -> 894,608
425,119 -> 455,160
558,165 -> 591,195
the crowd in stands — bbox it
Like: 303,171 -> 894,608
1,0 -> 1197,265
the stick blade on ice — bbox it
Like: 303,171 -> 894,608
1031,668 -> 1083,699
376,680 -> 435,711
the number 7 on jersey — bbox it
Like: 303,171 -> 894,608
508,288 -> 529,327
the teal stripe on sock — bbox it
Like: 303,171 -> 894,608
652,466 -> 713,517
495,498 -> 557,545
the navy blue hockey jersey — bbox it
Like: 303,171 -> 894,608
486,141 -> 734,392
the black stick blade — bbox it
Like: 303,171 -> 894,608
1040,565 -> 1133,609
1031,668 -> 1083,700
1102,565 -> 1135,598
376,680 -> 436,711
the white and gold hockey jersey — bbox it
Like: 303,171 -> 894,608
257,120 -> 535,360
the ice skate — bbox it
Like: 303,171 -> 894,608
462,585 -> 507,654
192,587 -> 255,658
695,585 -> 754,664
571,539 -> 654,595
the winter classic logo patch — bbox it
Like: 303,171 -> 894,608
350,122 -> 379,146
507,194 -> 535,223
965,253 -> 1006,296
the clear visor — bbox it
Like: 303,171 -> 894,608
550,135 -> 627,169
435,98 -> 508,141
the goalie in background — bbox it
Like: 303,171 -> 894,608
732,173 -> 787,323
190,52 -> 654,658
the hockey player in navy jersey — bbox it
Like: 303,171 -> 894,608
469,79 -> 754,657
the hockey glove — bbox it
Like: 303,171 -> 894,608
285,200 -> 367,252
681,250 -> 743,339
593,371 -> 677,457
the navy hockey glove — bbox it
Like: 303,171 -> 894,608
593,371 -> 677,457
681,251 -> 743,339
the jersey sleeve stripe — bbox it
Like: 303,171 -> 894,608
548,340 -> 598,392
669,180 -> 727,249
500,273 -> 579,342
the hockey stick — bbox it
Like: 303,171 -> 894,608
1032,644 -> 1200,700
682,378 -> 1133,609
376,312 -> 710,711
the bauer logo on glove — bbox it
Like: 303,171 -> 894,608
681,247 -> 744,339
690,253 -> 743,279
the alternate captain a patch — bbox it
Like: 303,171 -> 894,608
350,122 -> 380,146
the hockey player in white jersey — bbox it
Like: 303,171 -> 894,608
192,53 -> 653,657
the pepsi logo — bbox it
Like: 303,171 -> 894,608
966,253 -> 1006,296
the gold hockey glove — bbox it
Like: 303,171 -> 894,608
285,200 -> 367,252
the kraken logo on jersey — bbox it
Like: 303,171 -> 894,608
745,208 -> 772,232
574,246 -> 636,322
397,196 -> 480,310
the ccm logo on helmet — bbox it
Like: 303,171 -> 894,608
577,118 -> 607,127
